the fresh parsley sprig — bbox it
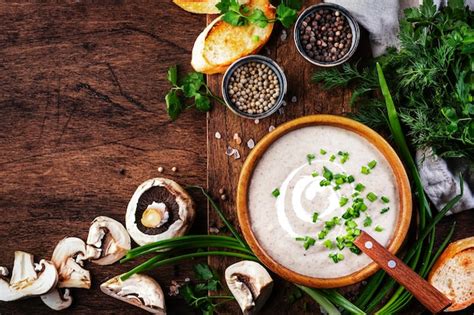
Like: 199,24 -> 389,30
165,65 -> 225,120
215,0 -> 300,28
180,263 -> 234,314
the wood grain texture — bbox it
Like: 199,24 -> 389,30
205,1 -> 474,314
0,1 -> 205,314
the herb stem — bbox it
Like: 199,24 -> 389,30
296,285 -> 341,315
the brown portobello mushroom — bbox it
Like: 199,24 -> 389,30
126,178 -> 195,246
225,261 -> 273,314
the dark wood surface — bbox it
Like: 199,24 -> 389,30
0,1 -> 206,314
0,1 -> 473,315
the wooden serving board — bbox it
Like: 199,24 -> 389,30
205,1 -> 474,314
205,1 -> 353,313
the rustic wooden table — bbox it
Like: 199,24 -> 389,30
0,1 -> 472,314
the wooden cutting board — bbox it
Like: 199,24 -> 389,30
205,1 -> 355,313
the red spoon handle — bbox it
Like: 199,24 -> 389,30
354,231 -> 451,313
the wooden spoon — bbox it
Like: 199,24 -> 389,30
354,231 -> 452,313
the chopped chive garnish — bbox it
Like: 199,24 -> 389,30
329,154 -> 336,162
312,212 -> 319,223
311,171 -> 319,177
324,217 -> 340,229
350,247 -> 362,255
318,229 -> 328,239
367,192 -> 378,202
361,166 -> 371,175
381,196 -> 390,203
272,188 -> 280,197
345,220 -> 357,228
381,207 -> 390,214
338,151 -> 349,164
319,179 -> 331,186
355,183 -> 366,192
363,216 -> 372,227
323,239 -> 334,249
307,153 -> 316,165
352,192 -> 360,198
320,149 -> 327,155
333,185 -> 341,191
329,252 -> 344,263
339,197 -> 349,207
323,167 -> 333,180
296,236 -> 316,250
368,160 -> 377,169
347,175 -> 355,183
375,225 -> 384,232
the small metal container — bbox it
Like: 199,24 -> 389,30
294,3 -> 360,67
222,55 -> 288,119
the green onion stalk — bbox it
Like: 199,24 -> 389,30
121,185 -> 364,315
353,64 -> 463,314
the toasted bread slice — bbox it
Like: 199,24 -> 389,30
173,0 -> 249,14
191,0 -> 275,74
428,237 -> 474,312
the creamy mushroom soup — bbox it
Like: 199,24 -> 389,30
248,125 -> 400,278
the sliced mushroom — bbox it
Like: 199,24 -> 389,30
51,237 -> 91,289
126,178 -> 195,246
41,288 -> 73,311
86,216 -> 131,265
225,261 -> 273,315
100,273 -> 166,314
0,266 -> 9,277
0,251 -> 58,302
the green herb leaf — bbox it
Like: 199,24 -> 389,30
367,192 -> 378,202
329,252 -> 344,263
323,166 -> 333,180
320,149 -> 327,155
363,216 -> 373,227
368,160 -> 377,169
272,188 -> 280,197
312,212 -> 319,223
355,183 -> 366,192
167,65 -> 178,86
329,154 -> 336,162
165,90 -> 182,120
381,196 -> 390,203
381,207 -> 390,214
339,196 -> 349,207
375,225 -> 384,232
182,72 -> 205,97
307,153 -> 316,164
195,94 -> 211,112
276,3 -> 298,28
248,8 -> 269,28
311,171 -> 319,177
347,175 -> 355,183
252,35 -> 260,42
323,239 -> 334,249
361,166 -> 371,175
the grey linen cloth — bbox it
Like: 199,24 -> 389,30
326,0 -> 474,213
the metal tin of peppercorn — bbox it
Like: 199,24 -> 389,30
294,3 -> 360,67
222,55 -> 288,119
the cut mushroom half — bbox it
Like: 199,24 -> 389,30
0,251 -> 58,302
86,216 -> 131,265
51,237 -> 91,289
100,273 -> 166,314
126,178 -> 195,246
225,261 -> 273,315
41,288 -> 73,311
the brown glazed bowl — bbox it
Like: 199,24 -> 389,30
236,115 -> 412,288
